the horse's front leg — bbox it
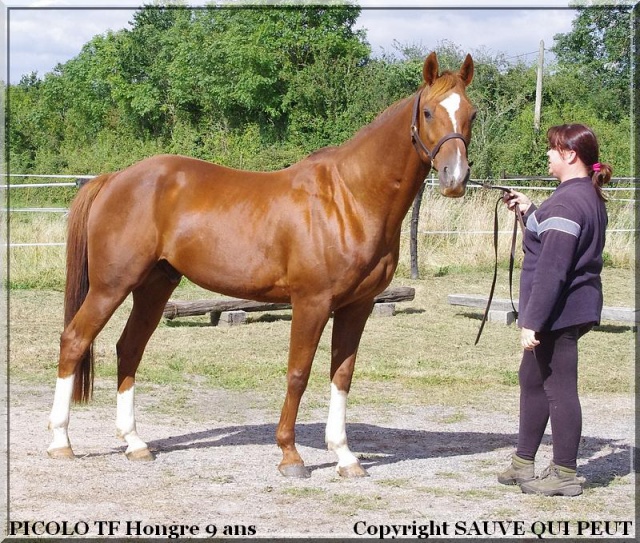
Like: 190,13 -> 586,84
326,298 -> 375,477
276,297 -> 331,478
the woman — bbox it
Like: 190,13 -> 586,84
498,123 -> 611,496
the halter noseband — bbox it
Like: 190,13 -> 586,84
410,91 -> 468,165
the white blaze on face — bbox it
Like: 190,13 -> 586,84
440,92 -> 461,131
439,92 -> 463,179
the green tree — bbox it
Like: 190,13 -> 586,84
182,6 -> 369,139
110,6 -> 194,137
6,4 -> 633,180
465,53 -> 539,177
7,74 -> 42,171
552,3 -> 632,120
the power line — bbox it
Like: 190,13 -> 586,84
503,47 -> 553,63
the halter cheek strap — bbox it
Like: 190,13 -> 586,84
410,92 -> 468,164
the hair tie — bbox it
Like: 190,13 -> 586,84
592,162 -> 602,172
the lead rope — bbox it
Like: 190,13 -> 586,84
468,182 -> 525,345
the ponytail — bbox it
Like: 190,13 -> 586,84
590,162 -> 612,202
547,124 -> 612,202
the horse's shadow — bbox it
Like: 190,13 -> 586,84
146,422 -> 633,487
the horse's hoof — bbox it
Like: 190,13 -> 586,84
278,463 -> 311,478
125,448 -> 155,461
47,447 -> 75,460
338,462 -> 369,478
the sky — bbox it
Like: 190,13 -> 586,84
4,1 -> 578,84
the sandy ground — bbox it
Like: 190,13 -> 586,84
5,379 -> 635,540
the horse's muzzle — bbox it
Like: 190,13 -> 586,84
439,167 -> 470,198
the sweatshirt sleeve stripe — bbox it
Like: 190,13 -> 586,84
527,212 -> 581,238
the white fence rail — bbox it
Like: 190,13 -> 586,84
6,174 -> 638,248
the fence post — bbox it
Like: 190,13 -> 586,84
410,181 -> 426,280
534,40 -> 544,132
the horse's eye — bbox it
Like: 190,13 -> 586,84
423,108 -> 433,121
470,110 -> 478,122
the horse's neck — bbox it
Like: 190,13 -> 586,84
337,97 -> 430,230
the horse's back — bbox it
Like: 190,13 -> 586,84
116,153 -> 275,190
84,154 -> 300,297
91,154 -> 285,216
82,151 -> 389,305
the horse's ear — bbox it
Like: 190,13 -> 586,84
423,52 -> 439,86
459,54 -> 474,86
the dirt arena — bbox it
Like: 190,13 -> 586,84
6,379 -> 634,540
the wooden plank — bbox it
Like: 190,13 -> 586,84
164,299 -> 291,319
448,294 -> 637,324
601,306 -> 639,324
371,286 -> 415,304
164,286 -> 415,320
447,294 -> 518,312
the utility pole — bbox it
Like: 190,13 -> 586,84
534,40 -> 544,132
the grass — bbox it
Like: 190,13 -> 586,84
7,186 -> 635,289
438,411 -> 467,424
330,492 -> 385,511
6,185 -> 635,412
8,266 -> 634,413
281,487 -> 326,498
376,478 -> 412,488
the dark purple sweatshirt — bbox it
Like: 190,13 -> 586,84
518,177 -> 607,332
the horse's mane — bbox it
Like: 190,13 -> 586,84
344,70 -> 462,145
307,146 -> 337,159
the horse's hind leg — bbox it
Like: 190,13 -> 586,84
326,298 -> 375,477
115,266 -> 179,461
48,287 -> 130,458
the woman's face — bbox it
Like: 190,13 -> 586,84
546,147 -> 571,179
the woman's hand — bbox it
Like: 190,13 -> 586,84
503,190 -> 532,215
521,328 -> 540,351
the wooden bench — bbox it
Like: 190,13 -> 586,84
163,286 -> 415,326
447,294 -> 638,325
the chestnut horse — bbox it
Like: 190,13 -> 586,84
48,52 -> 475,478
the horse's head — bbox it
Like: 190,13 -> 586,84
411,52 -> 476,198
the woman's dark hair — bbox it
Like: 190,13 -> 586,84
547,123 -> 612,201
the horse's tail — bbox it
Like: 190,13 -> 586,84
64,174 -> 111,404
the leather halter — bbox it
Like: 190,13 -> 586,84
410,91 -> 468,165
